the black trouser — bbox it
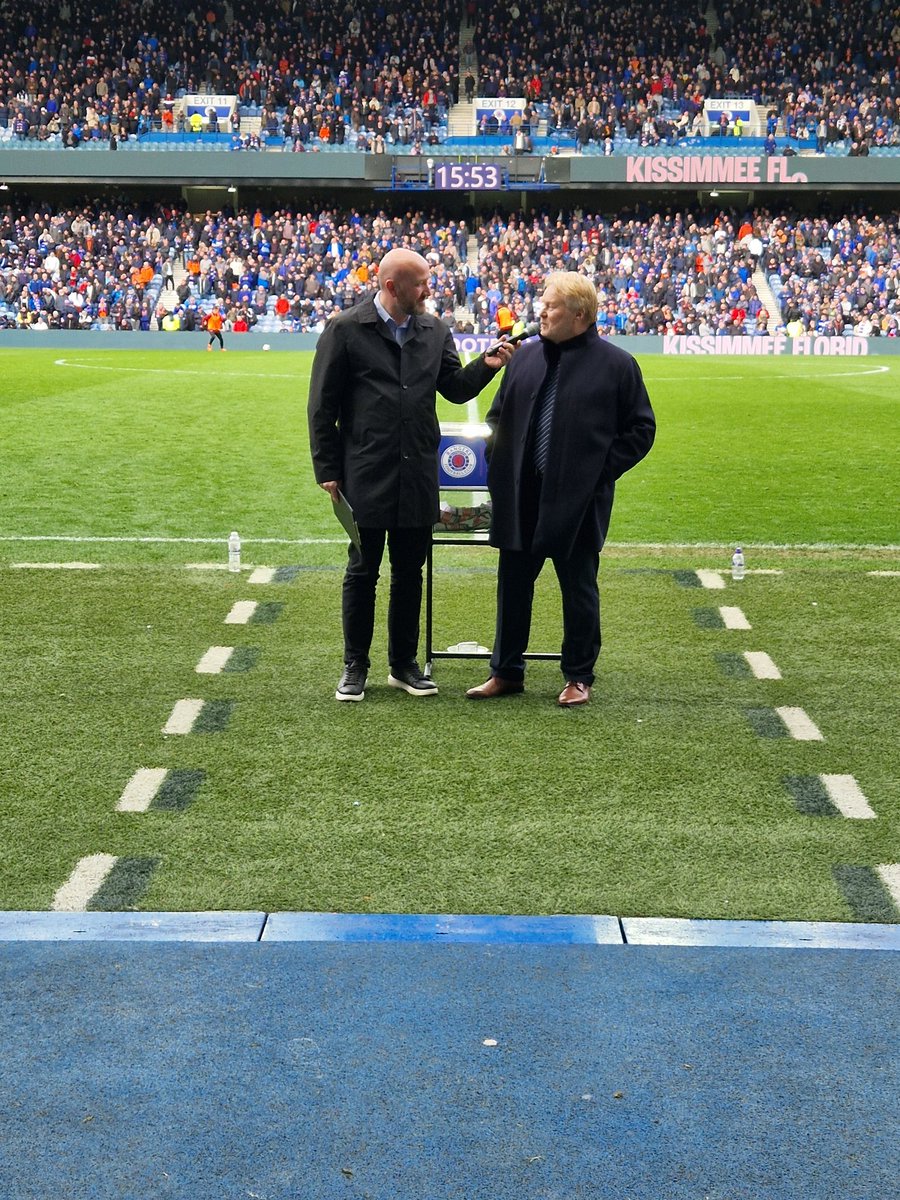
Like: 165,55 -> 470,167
490,474 -> 601,684
208,330 -> 224,348
342,526 -> 432,670
490,545 -> 601,685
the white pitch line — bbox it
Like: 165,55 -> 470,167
653,366 -> 891,381
2,536 -> 898,551
775,706 -> 824,741
52,853 -> 117,911
196,646 -> 235,674
10,562 -> 102,570
720,606 -> 751,630
696,569 -> 726,589
117,768 -> 169,813
867,571 -> 900,577
163,698 -> 205,735
743,651 -> 782,680
876,864 -> 900,910
54,358 -> 298,380
224,600 -> 257,625
248,567 -> 277,583
820,775 -> 876,820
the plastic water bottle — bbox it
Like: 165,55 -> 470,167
731,546 -> 745,581
228,531 -> 241,573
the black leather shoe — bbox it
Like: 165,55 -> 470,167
466,676 -> 525,699
336,662 -> 367,701
387,662 -> 438,696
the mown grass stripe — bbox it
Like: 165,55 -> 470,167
250,601 -> 284,624
52,854 -> 118,911
876,864 -> 900,908
673,570 -> 702,588
163,698 -> 205,735
192,699 -> 234,733
744,651 -> 782,680
715,652 -> 752,679
833,866 -> 900,923
224,600 -> 257,624
223,646 -> 260,673
782,775 -> 838,817
776,706 -> 824,741
720,605 -> 751,630
746,707 -> 789,738
821,775 -> 876,820
696,569 -> 726,589
273,566 -> 302,583
247,566 -> 276,583
117,768 -> 169,813
88,857 -> 159,911
195,646 -> 235,674
151,769 -> 207,812
692,608 -> 725,630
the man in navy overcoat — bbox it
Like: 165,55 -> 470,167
467,272 -> 656,706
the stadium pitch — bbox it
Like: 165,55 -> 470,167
1,347 -> 897,921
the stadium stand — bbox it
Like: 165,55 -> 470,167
0,1 -> 896,155
2,200 -> 897,337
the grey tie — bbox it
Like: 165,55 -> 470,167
533,358 -> 560,473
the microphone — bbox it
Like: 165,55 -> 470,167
486,322 -> 540,355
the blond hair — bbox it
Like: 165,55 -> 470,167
544,272 -> 598,323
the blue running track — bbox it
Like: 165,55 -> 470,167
1,914 -> 897,1200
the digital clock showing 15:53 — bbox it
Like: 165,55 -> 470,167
433,163 -> 503,190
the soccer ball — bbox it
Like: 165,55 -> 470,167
262,343 -> 271,351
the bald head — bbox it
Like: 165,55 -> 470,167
377,248 -> 431,320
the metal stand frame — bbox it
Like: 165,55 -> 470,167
424,533 -> 561,677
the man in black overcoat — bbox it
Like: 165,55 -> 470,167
308,248 -> 515,702
467,272 -> 656,707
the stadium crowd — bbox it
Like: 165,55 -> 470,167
0,0 -> 458,149
472,0 -> 900,153
2,200 -> 898,337
0,1 -> 897,153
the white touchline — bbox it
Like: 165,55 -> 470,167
10,562 -> 101,569
224,600 -> 257,624
820,775 -> 876,820
743,651 -> 782,680
867,571 -> 900,577
185,562 -> 234,570
196,646 -> 235,674
2,536 -> 898,551
52,853 -> 118,911
696,569 -> 726,589
248,567 -> 277,583
775,706 -> 824,741
876,864 -> 900,909
117,768 -> 169,813
719,606 -> 751,630
163,698 -> 205,734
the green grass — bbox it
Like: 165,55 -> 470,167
0,348 -> 897,920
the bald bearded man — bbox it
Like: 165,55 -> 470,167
308,248 -> 515,702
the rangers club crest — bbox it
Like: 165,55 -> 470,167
440,443 -> 478,480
